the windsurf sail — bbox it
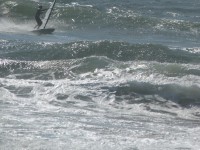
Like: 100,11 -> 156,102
40,0 -> 56,29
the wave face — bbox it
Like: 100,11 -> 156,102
1,40 -> 200,63
1,0 -> 200,150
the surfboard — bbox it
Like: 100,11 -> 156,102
32,0 -> 56,34
32,28 -> 55,34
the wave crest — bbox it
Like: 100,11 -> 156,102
1,40 -> 199,63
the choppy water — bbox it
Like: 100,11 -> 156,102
0,0 -> 200,150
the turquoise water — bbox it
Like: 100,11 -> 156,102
0,0 -> 200,149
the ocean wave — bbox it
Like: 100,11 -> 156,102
1,55 -> 200,83
1,59 -> 199,109
1,40 -> 199,63
106,81 -> 200,108
0,57 -> 111,80
1,58 -> 200,110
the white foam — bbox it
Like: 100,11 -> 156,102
0,18 -> 34,33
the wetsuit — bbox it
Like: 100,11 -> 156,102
35,8 -> 47,29
35,9 -> 42,27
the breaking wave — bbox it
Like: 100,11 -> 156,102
1,40 -> 199,63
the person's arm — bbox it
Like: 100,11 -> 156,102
41,8 -> 48,12
39,9 -> 48,15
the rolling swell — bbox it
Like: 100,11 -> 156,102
1,40 -> 199,63
106,81 -> 200,108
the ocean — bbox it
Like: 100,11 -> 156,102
0,0 -> 200,149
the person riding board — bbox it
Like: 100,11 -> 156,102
34,5 -> 47,29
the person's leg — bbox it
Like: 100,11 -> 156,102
35,18 -> 42,29
37,20 -> 42,29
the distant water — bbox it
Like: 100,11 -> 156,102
0,0 -> 200,149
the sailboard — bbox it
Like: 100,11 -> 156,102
32,0 -> 56,34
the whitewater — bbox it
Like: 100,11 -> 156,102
0,0 -> 200,150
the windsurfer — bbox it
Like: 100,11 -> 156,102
34,6 -> 47,29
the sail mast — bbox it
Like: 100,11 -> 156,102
43,0 -> 56,29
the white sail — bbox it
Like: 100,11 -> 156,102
40,0 -> 56,29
